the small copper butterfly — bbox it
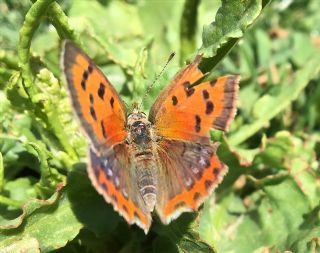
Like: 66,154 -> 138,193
61,40 -> 240,233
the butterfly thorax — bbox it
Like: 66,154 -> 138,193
126,108 -> 158,211
127,109 -> 152,149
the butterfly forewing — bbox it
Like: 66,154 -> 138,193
62,41 -> 127,150
149,55 -> 240,143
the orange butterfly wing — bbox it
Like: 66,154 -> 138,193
62,40 -> 127,150
149,55 -> 240,143
150,55 -> 239,222
62,41 -> 151,232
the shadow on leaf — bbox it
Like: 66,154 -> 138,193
67,163 -> 120,236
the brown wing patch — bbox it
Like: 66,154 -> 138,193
88,146 -> 152,233
149,55 -> 240,142
156,140 -> 228,224
161,153 -> 227,219
62,41 -> 127,149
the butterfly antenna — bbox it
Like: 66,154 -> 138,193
139,52 -> 175,110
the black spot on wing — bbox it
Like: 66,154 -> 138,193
206,101 -> 214,114
83,69 -> 89,82
110,97 -> 114,108
88,65 -> 93,73
202,90 -> 209,99
89,94 -> 94,104
98,82 -> 105,100
172,95 -> 178,106
210,79 -> 217,87
195,115 -> 201,132
81,80 -> 86,90
90,106 -> 97,121
80,65 -> 93,91
101,120 -> 107,138
213,168 -> 220,176
193,192 -> 201,201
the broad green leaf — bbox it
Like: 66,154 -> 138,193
68,0 -> 143,69
199,193 -> 246,249
0,186 -> 83,252
199,0 -> 272,73
0,237 -> 40,253
67,164 -> 120,236
4,178 -> 37,203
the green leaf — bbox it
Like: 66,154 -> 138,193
0,186 -> 83,252
67,164 -> 120,236
180,0 -> 200,62
290,32 -> 318,67
0,237 -> 40,253
199,0 -> 272,72
4,178 -> 37,203
201,177 -> 316,252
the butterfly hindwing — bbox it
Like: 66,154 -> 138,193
149,55 -> 240,143
155,139 -> 228,223
88,145 -> 152,233
62,41 -> 127,149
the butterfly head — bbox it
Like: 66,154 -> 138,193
127,109 -> 152,147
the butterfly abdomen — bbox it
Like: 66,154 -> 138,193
131,146 -> 158,212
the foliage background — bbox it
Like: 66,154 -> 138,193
0,0 -> 319,252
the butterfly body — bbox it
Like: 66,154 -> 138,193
62,41 -> 240,233
126,108 -> 158,212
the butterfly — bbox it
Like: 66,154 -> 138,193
61,40 -> 240,233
